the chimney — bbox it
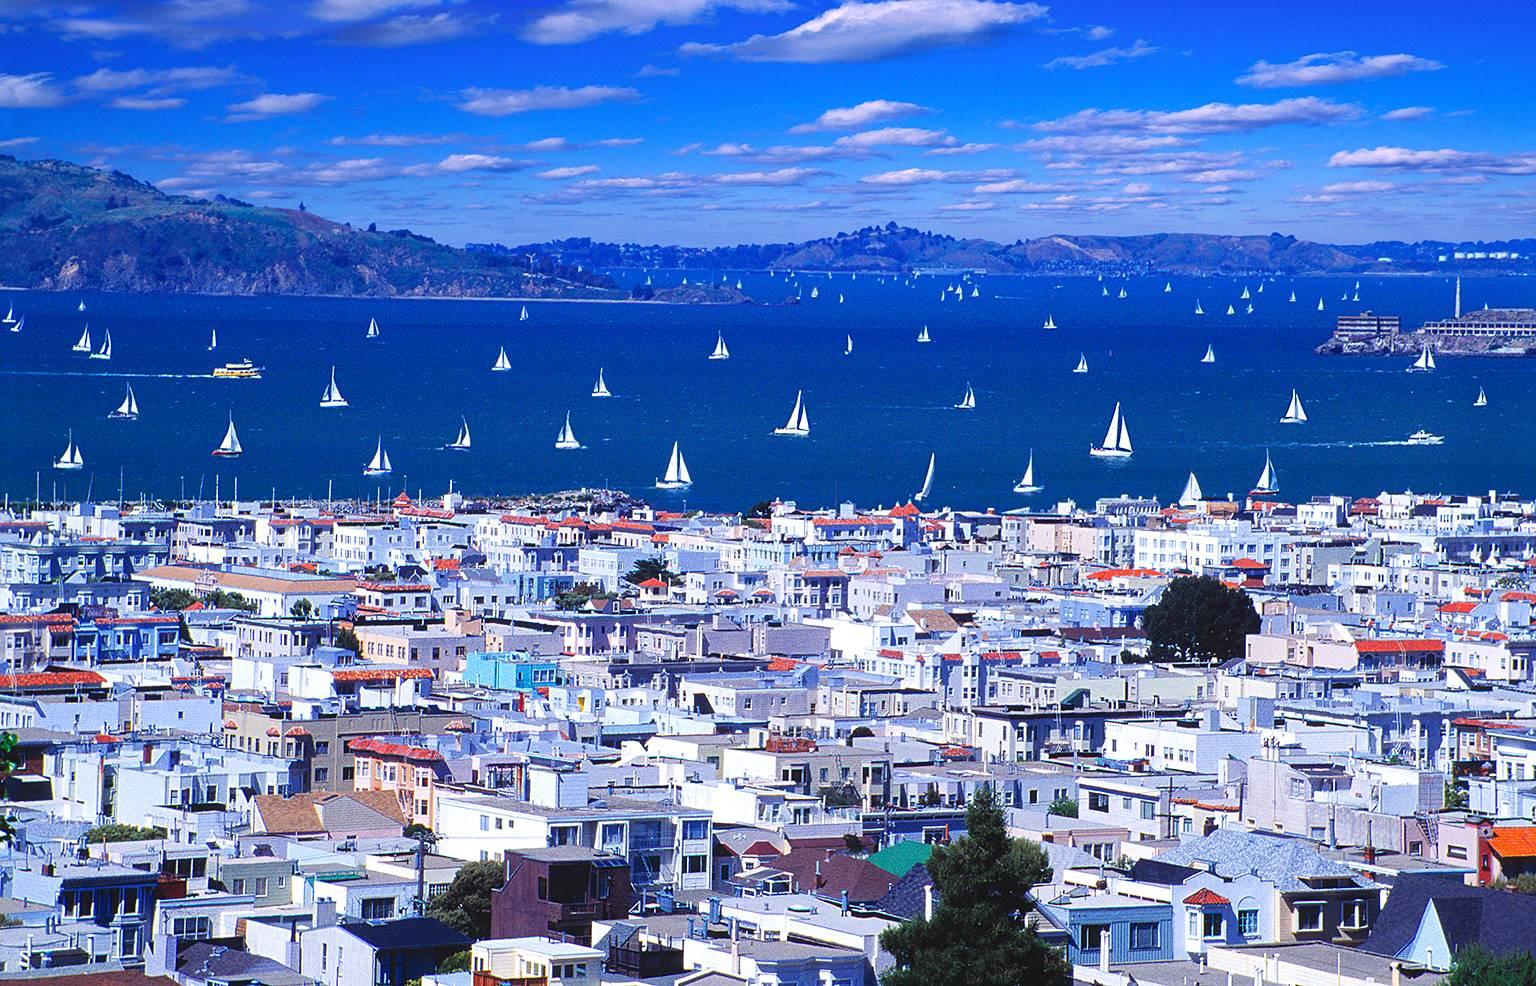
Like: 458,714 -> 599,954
143,742 -> 154,764
730,940 -> 741,976
1391,961 -> 1403,986
1098,927 -> 1111,972
840,890 -> 849,916
923,884 -> 934,921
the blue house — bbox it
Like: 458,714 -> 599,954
73,615 -> 180,665
462,650 -> 562,692
8,860 -> 158,962
1035,889 -> 1174,966
1361,873 -> 1536,972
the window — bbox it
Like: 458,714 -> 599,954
479,815 -> 490,831
170,915 -> 212,940
1129,922 -> 1159,950
231,879 -> 246,895
683,854 -> 708,874
1087,792 -> 1110,813
313,767 -> 329,784
1079,924 -> 1109,952
683,819 -> 710,841
360,897 -> 394,920
1238,909 -> 1259,937
1295,903 -> 1325,932
1140,801 -> 1155,820
1447,845 -> 1468,860
1341,900 -> 1368,929
1203,912 -> 1223,939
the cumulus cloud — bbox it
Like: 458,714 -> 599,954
927,142 -> 997,155
684,142 -> 875,164
225,92 -> 332,122
681,0 -> 1049,64
834,127 -> 957,148
858,167 -> 1009,186
972,178 -> 1071,194
112,96 -> 187,110
457,85 -> 640,116
74,65 -> 244,96
328,132 -> 461,146
1383,106 -> 1434,121
334,12 -> 474,46
1182,168 -> 1257,183
521,136 -> 644,151
1328,146 -> 1536,175
1036,97 -> 1361,134
1044,38 -> 1159,70
1237,51 -> 1444,88
551,167 -> 828,200
789,99 -> 931,133
0,136 -> 40,149
536,165 -> 600,179
436,153 -> 522,172
0,72 -> 67,109
523,0 -> 792,44
309,0 -> 447,22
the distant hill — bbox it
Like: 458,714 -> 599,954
0,155 -> 622,299
488,224 -> 1536,276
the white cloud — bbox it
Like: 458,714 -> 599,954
309,0 -> 445,22
1021,134 -> 1194,154
225,92 -> 331,121
1183,169 -> 1256,183
789,99 -> 931,133
1322,180 -> 1397,193
457,85 -> 640,116
523,0 -> 793,45
112,96 -> 187,110
536,165 -> 600,179
927,142 -> 996,155
834,126 -> 957,148
681,0 -> 1049,64
0,136 -> 40,149
74,65 -> 243,96
436,153 -> 522,172
1382,106 -> 1434,121
940,200 -> 997,211
521,136 -> 644,151
1044,38 -> 1158,70
1237,51 -> 1444,88
334,12 -> 474,46
635,64 -> 681,77
0,72 -> 67,109
1036,97 -> 1361,134
972,178 -> 1068,194
859,168 -> 949,185
1329,146 -> 1536,175
688,142 -> 874,163
328,132 -> 460,146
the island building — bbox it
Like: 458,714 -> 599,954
1331,311 -> 1400,343
1420,308 -> 1536,341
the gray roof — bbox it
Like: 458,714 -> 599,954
1156,829 -> 1374,892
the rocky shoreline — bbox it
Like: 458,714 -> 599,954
1315,331 -> 1536,357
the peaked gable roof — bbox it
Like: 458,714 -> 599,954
1361,873 -> 1536,961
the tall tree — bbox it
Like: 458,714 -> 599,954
624,557 -> 677,586
880,786 -> 1069,986
426,860 -> 503,939
1142,576 -> 1260,663
1448,946 -> 1536,986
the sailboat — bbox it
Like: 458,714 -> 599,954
917,325 -> 931,343
736,280 -> 743,290
953,384 -> 976,410
362,437 -> 392,475
1194,301 -> 1204,316
54,431 -> 84,470
491,346 -> 512,371
447,416 -> 472,450
1089,402 -> 1133,458
709,332 -> 731,360
320,366 -> 349,408
8,314 -> 21,333
1245,303 -> 1254,314
208,327 -> 218,351
365,317 -> 380,340
72,324 -> 92,353
1178,472 -> 1204,507
1101,285 -> 1109,297
554,412 -> 582,450
1042,314 -> 1056,329
108,383 -> 139,420
1241,286 -> 1251,300
838,293 -> 844,304
90,328 -> 112,360
773,390 -> 811,436
1407,344 -> 1436,373
844,335 -> 853,356
1317,298 -> 1325,311
913,453 -> 935,503
1225,304 -> 1236,316
1073,354 -> 1088,374
1341,291 -> 1349,301
78,300 -> 86,312
1250,450 -> 1279,495
591,368 -> 612,398
655,442 -> 693,490
1474,387 -> 1488,408
1117,286 -> 1128,299
1201,344 -> 1215,364
1163,282 -> 1172,293
1289,290 -> 1297,302
1257,283 -> 1264,294
1,304 -> 13,325
1013,450 -> 1041,494
1352,291 -> 1360,302
1280,389 -> 1308,424
520,305 -> 530,322
810,286 -> 819,299
212,414 -> 243,457
970,286 -> 979,298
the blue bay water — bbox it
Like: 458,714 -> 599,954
0,273 -> 1532,511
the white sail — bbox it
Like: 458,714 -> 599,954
1281,389 -> 1308,424
91,328 -> 112,360
214,414 -> 242,456
54,431 -> 83,470
592,368 -> 612,397
1201,344 -> 1215,363
491,346 -> 511,371
449,416 -> 472,449
366,317 -> 380,339
1257,283 -> 1264,294
811,286 -> 819,299
1475,387 -> 1488,407
1163,282 -> 1172,293
520,305 -> 529,321
773,390 -> 811,435
363,436 -> 391,474
1194,301 -> 1204,316
656,442 -> 693,488
2,304 -> 12,323
838,293 -> 844,303
844,334 -> 853,355
1246,303 -> 1254,314
709,332 -> 731,360
914,453 -> 935,503
1352,291 -> 1360,302
1225,304 -> 1235,316
1117,286 -> 1127,299
970,286 -> 979,298
78,300 -> 86,312
1091,402 -> 1132,457
1317,298 -> 1325,311
1101,285 -> 1109,297
11,314 -> 23,333
1409,344 -> 1436,372
1241,286 -> 1251,300
555,412 -> 581,449
73,324 -> 92,352
320,366 -> 349,407
1178,472 -> 1204,507
110,383 -> 139,419
917,324 -> 931,343
1289,290 -> 1297,302
1013,450 -> 1040,494
953,384 -> 976,410
1253,451 -> 1278,494
1073,354 -> 1088,374
1043,314 -> 1056,329
209,327 -> 217,351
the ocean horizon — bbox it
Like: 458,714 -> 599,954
1,271 -> 1531,512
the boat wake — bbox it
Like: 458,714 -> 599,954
0,370 -> 214,379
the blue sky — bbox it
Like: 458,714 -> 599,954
2,0 -> 1533,247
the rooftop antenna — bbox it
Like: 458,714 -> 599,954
1454,276 -> 1461,319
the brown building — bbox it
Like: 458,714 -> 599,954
489,846 -> 634,941
220,702 -> 462,791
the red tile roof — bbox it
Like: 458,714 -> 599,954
1355,638 -> 1444,654
348,737 -> 444,763
0,670 -> 106,689
1184,888 -> 1231,906
1489,827 -> 1536,858
330,667 -> 434,683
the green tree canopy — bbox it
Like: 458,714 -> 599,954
880,786 -> 1069,986
624,557 -> 678,586
426,859 -> 503,939
84,823 -> 168,843
1142,576 -> 1260,663
1448,946 -> 1536,986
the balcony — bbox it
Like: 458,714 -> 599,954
473,973 -> 546,986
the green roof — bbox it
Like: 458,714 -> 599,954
868,840 -> 933,877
